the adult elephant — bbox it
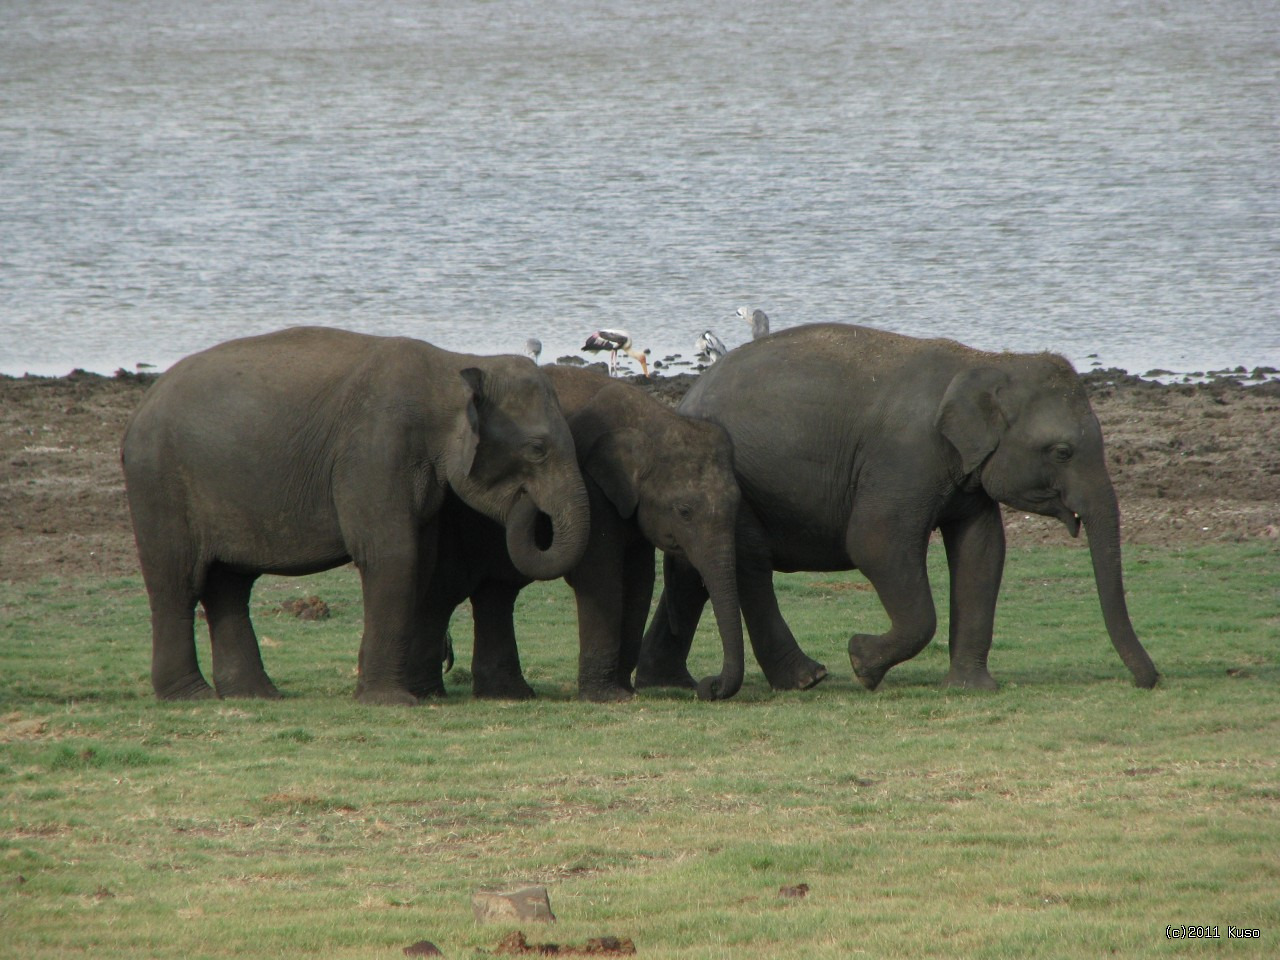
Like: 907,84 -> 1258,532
410,365 -> 745,703
639,323 -> 1158,692
122,326 -> 591,705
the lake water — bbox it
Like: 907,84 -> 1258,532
1,0 -> 1277,378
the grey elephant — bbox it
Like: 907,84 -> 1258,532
410,365 -> 745,702
121,326 -> 591,705
639,323 -> 1158,692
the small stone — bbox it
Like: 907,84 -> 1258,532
472,885 -> 556,924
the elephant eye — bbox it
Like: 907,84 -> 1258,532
1049,443 -> 1074,463
524,439 -> 548,463
675,503 -> 694,523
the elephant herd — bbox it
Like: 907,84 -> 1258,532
121,323 -> 1158,707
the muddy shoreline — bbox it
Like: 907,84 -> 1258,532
2,366 -> 1277,583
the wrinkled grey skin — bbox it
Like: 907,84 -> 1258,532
410,365 -> 745,703
122,327 -> 590,705
639,323 -> 1158,692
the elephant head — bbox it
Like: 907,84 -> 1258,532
446,359 -> 590,581
571,384 -> 745,700
935,356 -> 1158,688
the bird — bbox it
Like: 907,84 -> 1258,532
695,330 -> 727,365
582,329 -> 649,377
736,306 -> 770,339
524,338 -> 542,364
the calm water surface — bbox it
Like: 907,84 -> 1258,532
1,0 -> 1276,377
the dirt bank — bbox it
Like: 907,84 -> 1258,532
1,367 -> 1277,583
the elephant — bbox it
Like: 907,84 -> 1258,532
121,326 -> 591,705
638,323 -> 1159,692
409,364 -> 745,703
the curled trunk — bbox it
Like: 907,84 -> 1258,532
504,485 -> 590,581
1082,488 -> 1159,688
690,544 -> 745,701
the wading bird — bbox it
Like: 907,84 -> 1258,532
582,329 -> 648,376
736,306 -> 770,339
524,338 -> 542,363
695,330 -> 727,364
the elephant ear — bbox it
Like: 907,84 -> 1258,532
569,406 -> 643,519
935,367 -> 1011,476
453,368 -> 484,478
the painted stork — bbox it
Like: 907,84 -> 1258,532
695,330 -> 727,365
524,338 -> 542,363
736,306 -> 770,339
582,329 -> 649,376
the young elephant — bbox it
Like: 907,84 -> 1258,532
639,323 -> 1159,692
121,327 -> 590,705
411,365 -> 745,702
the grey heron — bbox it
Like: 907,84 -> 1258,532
695,330 -> 728,364
736,306 -> 770,339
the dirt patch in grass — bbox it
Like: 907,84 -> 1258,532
492,931 -> 637,956
2,367 -> 1277,583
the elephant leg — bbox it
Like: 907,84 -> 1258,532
471,579 -> 536,700
940,504 -> 1004,690
567,526 -> 634,703
845,519 -> 937,690
405,589 -> 453,701
353,523 -> 437,706
615,542 -> 656,690
142,554 -> 214,701
203,565 -> 280,699
735,511 -> 828,691
635,553 -> 703,689
736,561 -> 829,692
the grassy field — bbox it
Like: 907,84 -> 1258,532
2,541 -> 1277,958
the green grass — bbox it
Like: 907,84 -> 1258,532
2,542 -> 1277,958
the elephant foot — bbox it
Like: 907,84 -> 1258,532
353,683 -> 421,707
405,672 -> 447,700
633,664 -> 698,690
154,674 -> 217,701
214,664 -> 283,699
216,677 -> 284,700
409,684 -> 448,700
579,683 -> 635,703
847,634 -> 892,691
943,666 -> 999,691
408,687 -> 447,701
763,656 -> 828,692
473,676 -> 537,700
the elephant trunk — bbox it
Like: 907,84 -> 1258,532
504,481 -> 590,581
690,543 -> 745,701
1079,486 -> 1159,688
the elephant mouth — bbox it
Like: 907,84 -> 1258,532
532,507 -> 554,551
1015,490 -> 1081,538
